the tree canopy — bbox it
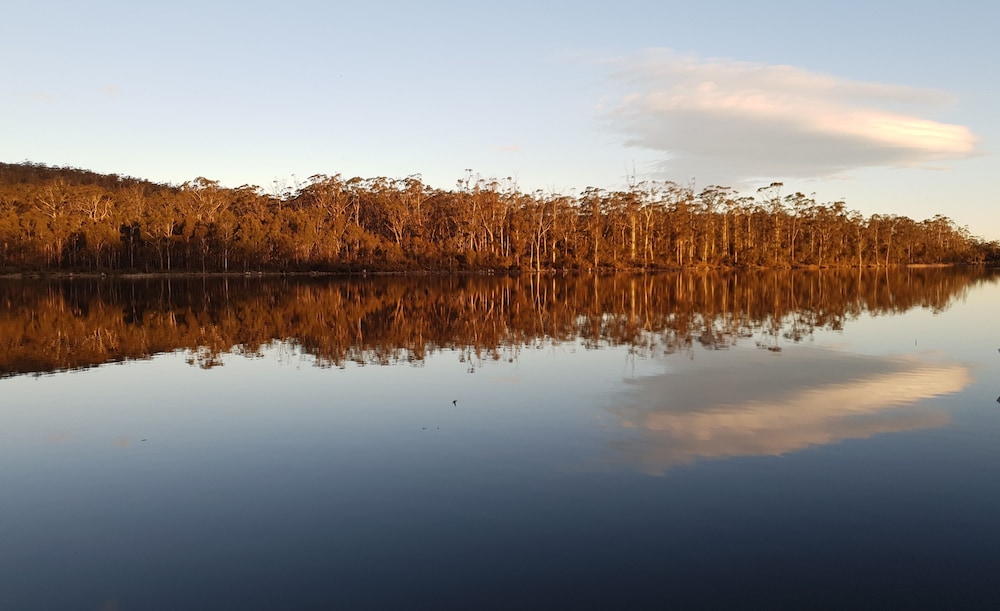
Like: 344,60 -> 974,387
1,162 -> 996,273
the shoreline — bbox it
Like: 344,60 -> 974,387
0,262 -> 966,281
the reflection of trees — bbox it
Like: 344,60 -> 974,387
0,267 -> 994,377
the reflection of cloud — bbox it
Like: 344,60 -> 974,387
605,50 -> 978,184
610,348 -> 970,475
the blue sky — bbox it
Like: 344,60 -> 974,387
4,1 -> 997,239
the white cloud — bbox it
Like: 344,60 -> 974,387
6,91 -> 59,103
605,50 -> 978,184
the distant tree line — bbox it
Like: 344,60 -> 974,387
0,161 -> 996,272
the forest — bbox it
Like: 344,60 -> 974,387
0,161 -> 997,273
0,267 -> 991,377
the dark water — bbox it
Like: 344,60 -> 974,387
1,269 -> 999,610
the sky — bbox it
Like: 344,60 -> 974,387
3,1 -> 997,239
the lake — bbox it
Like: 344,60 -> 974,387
1,269 -> 999,610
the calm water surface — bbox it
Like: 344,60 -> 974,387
1,270 -> 999,610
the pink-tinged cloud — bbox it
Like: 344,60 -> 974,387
605,51 -> 978,183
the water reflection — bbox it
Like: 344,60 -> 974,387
0,267 -> 994,378
2,270 -> 1000,610
610,348 -> 970,474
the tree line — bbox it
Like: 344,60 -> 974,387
0,267 -> 992,377
1,161 -> 996,273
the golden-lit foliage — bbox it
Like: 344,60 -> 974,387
0,267 -> 992,378
0,163 -> 997,273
